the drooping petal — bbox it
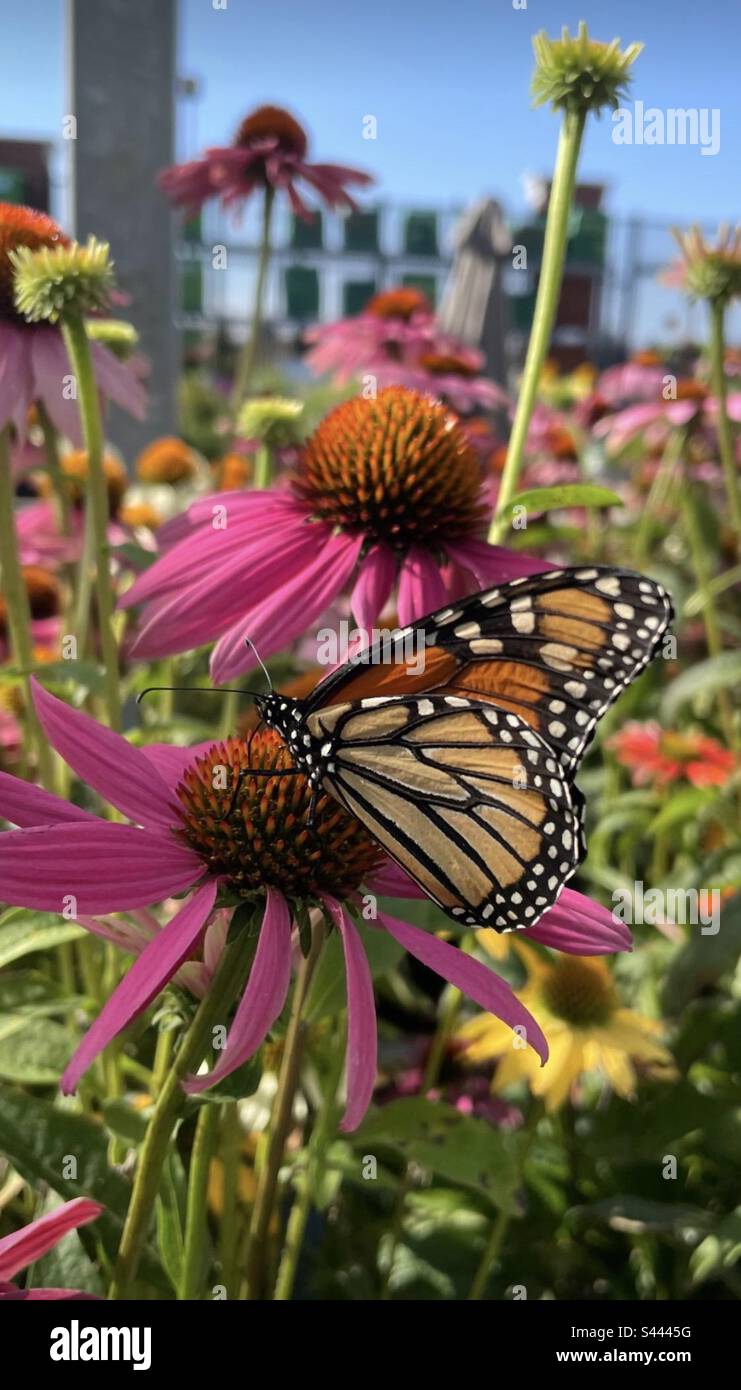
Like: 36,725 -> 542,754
350,544 -> 396,630
61,878 -> 218,1094
0,822 -> 200,913
211,529 -> 363,683
0,324 -> 34,436
527,888 -> 633,955
184,888 -> 293,1093
378,909 -> 548,1063
89,341 -> 147,420
324,897 -> 378,1132
0,769 -> 97,828
0,1198 -> 103,1281
396,546 -> 449,627
29,329 -> 85,444
32,679 -> 179,827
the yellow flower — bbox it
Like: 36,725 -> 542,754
457,944 -> 674,1112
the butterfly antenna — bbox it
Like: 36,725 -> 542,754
137,685 -> 261,705
244,635 -> 273,693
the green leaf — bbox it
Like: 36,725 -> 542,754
661,891 -> 741,1011
661,651 -> 741,722
0,908 -> 84,969
33,1193 -> 104,1298
503,484 -> 623,514
102,1098 -> 148,1145
690,1210 -> 741,1285
305,917 -> 404,1022
352,1097 -> 519,1211
572,1195 -> 711,1237
648,785 -> 721,834
24,659 -> 107,692
0,1015 -> 74,1084
156,1153 -> 186,1293
0,1085 -> 166,1291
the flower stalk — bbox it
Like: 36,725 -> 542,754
489,107 -> 586,541
231,185 -> 275,412
0,426 -> 55,785
108,926 -> 257,1299
61,315 -> 122,730
708,296 -> 741,552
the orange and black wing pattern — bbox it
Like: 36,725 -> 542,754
308,566 -> 673,774
306,694 -> 585,930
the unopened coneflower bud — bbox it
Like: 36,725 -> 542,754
11,235 -> 115,324
670,224 -> 741,304
85,317 -> 139,360
531,21 -> 642,115
237,396 -> 304,448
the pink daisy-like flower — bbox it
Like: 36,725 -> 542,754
0,1197 -> 102,1301
159,103 -> 372,222
0,680 -> 630,1131
0,204 -> 145,443
594,378 -> 741,454
304,287 -> 440,383
596,351 -> 670,406
120,387 -> 547,683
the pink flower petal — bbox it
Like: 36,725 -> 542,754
324,897 -> 378,1132
445,538 -> 551,587
0,324 -> 33,435
184,887 -> 293,1093
89,342 -> 147,420
528,887 -> 632,955
140,741 -> 216,787
350,545 -> 397,629
61,878 -> 218,1094
377,909 -> 548,1064
0,769 -> 98,827
396,546 -> 449,627
211,529 -> 363,683
32,679 -> 179,828
29,329 -> 84,445
0,822 -> 200,913
0,1198 -> 103,1281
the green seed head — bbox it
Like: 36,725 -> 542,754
237,396 -> 305,447
670,224 -> 741,305
532,21 -> 642,116
85,317 -> 139,360
11,235 -> 115,323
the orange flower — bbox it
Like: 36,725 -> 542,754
610,721 -> 734,788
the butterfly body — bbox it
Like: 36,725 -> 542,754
250,566 -> 673,933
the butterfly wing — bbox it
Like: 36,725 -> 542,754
306,694 -> 585,930
305,566 -> 673,774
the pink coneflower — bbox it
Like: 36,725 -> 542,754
594,377 -> 741,453
120,387 -> 546,682
159,104 -> 372,221
610,720 -> 735,789
0,204 -> 145,443
0,564 -> 61,662
596,351 -> 669,406
0,681 -> 630,1131
385,347 -> 511,414
304,287 -> 439,383
0,1197 -> 102,1301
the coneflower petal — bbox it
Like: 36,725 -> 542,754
324,897 -> 378,1133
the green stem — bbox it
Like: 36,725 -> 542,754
489,109 -> 586,542
61,314 -> 122,730
108,927 -> 256,1299
0,428 -> 55,785
273,1017 -> 345,1301
230,186 -> 275,413
633,430 -> 683,566
467,1100 -> 542,1300
680,453 -> 736,749
180,1102 -> 220,1300
253,443 -> 273,491
37,401 -> 71,537
217,1105 -> 243,1297
218,687 -> 239,741
244,916 -> 325,1300
708,297 -> 741,554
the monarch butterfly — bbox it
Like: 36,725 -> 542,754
242,565 -> 673,934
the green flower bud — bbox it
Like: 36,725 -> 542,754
11,236 -> 115,323
532,21 -> 642,116
237,396 -> 304,448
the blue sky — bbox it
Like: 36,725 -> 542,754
1,0 -> 739,342
3,0 -> 739,220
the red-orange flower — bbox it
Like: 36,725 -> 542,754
610,721 -> 735,788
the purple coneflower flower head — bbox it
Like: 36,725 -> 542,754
0,682 -> 627,1130
594,377 -> 741,453
159,104 -> 373,221
0,203 -> 145,442
120,387 -> 546,682
0,1197 -> 102,1301
304,287 -> 439,382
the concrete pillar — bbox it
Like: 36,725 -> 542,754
67,0 -> 179,462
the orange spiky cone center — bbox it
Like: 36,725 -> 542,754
0,203 -> 70,321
